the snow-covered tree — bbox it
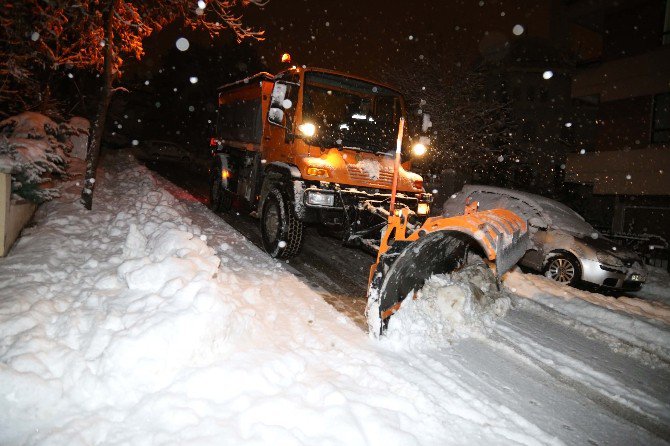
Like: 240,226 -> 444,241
0,112 -> 87,202
2,0 -> 266,209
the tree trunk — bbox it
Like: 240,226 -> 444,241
80,1 -> 116,210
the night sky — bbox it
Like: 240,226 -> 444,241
242,0 -> 555,79
114,0 -> 578,148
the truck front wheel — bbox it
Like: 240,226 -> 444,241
261,187 -> 304,259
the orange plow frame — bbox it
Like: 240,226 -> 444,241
366,206 -> 530,334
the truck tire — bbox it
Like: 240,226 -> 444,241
261,186 -> 303,259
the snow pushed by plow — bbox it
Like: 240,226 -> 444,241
385,263 -> 510,349
0,152 -> 562,445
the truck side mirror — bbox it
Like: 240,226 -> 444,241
268,82 -> 287,126
268,107 -> 285,125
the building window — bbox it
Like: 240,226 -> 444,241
652,93 -> 670,143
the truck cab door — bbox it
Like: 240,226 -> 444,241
264,75 -> 300,164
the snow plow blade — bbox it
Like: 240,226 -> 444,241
366,208 -> 530,335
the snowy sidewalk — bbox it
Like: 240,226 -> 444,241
1,152 -> 572,445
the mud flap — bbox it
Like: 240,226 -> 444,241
366,231 -> 474,335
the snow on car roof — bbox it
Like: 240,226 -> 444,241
445,185 -> 596,237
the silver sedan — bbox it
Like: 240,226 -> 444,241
443,185 -> 647,291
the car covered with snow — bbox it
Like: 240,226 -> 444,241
138,140 -> 191,163
443,185 -> 647,291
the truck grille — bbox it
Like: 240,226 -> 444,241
346,165 -> 394,188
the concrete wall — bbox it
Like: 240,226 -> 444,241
0,172 -> 37,257
565,146 -> 670,195
572,46 -> 670,102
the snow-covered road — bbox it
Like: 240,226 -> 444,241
1,152 -> 668,445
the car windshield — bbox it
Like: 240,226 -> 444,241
302,72 -> 403,153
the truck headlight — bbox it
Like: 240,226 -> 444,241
306,190 -> 334,206
299,122 -> 316,137
596,252 -> 624,267
412,143 -> 427,156
417,203 -> 430,215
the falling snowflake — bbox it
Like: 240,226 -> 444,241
564,122 -> 572,127
579,149 -> 586,154
542,70 -> 554,80
30,32 -> 40,41
176,37 -> 190,51
408,35 -> 414,40
432,189 -> 438,194
131,140 -> 139,146
626,174 -> 632,180
67,73 -> 74,79
497,155 -> 504,162
155,102 -> 161,108
188,106 -> 195,112
278,241 -> 287,248
198,0 -> 206,8
189,76 -> 198,84
144,80 -> 150,85
282,99 -> 292,109
512,25 -> 524,35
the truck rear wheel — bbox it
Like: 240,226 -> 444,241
261,187 -> 303,259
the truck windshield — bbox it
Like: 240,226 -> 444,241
303,72 -> 403,153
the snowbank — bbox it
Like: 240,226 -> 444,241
635,266 -> 670,306
0,152 -> 559,445
504,269 -> 670,362
385,263 -> 510,349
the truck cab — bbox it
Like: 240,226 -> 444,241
211,66 -> 432,258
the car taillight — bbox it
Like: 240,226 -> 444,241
413,179 -> 423,190
209,138 -> 218,147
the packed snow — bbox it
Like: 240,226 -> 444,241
1,151 -> 669,445
1,152 -> 566,445
385,262 -> 511,349
355,159 -> 382,180
504,269 -> 670,363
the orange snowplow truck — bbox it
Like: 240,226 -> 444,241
210,67 -> 432,258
